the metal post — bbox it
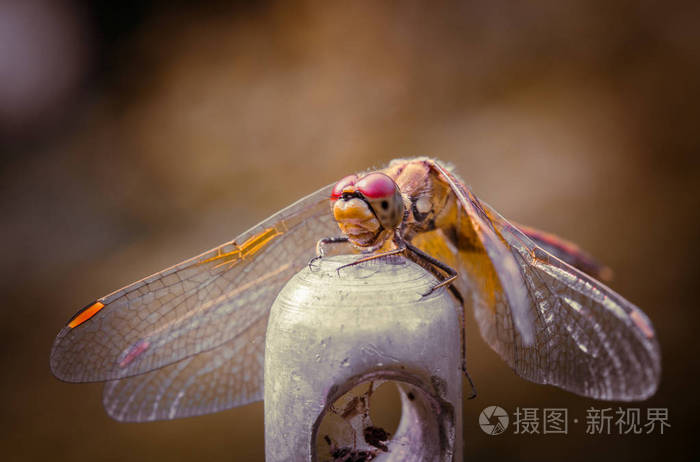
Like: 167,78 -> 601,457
264,255 -> 463,461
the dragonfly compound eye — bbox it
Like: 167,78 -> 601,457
331,174 -> 359,200
356,172 -> 404,229
356,173 -> 397,199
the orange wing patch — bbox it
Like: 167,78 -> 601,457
66,227 -> 285,331
199,226 -> 285,269
68,301 -> 105,328
411,228 -> 503,315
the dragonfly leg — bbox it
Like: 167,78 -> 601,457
404,241 -> 458,296
335,238 -> 407,274
404,242 -> 478,397
309,236 -> 350,270
456,292 -> 478,399
316,236 -> 350,257
465,367 -> 478,399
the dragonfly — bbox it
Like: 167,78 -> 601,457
50,157 -> 661,422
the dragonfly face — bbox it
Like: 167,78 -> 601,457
330,172 -> 404,251
330,159 -> 460,251
50,157 -> 661,423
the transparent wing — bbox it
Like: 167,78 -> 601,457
477,200 -> 660,400
51,184 -> 338,383
514,222 -> 613,281
419,161 -> 661,400
103,313 -> 267,422
429,161 -> 537,346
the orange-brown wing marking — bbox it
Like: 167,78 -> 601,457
411,227 -> 503,316
68,301 -> 105,329
427,160 -> 536,346
475,200 -> 661,399
50,184 -> 338,383
429,173 -> 662,400
411,219 -> 520,375
420,159 -> 659,400
199,225 -> 287,270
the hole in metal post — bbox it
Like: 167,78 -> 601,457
316,381 -> 396,461
315,378 -> 454,462
368,382 -> 402,440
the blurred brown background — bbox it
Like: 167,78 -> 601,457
1,0 -> 698,460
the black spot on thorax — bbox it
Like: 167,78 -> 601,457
443,225 -> 480,253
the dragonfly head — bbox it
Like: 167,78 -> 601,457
331,172 -> 404,249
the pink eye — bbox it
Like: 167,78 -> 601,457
331,174 -> 359,200
356,173 -> 397,199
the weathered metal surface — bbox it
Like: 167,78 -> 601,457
264,254 -> 462,461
